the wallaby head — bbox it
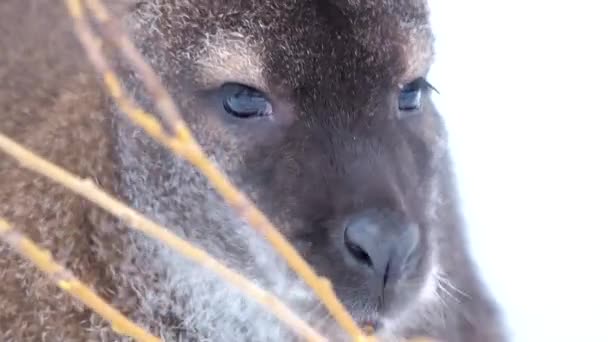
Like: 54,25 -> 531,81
0,1 -> 507,341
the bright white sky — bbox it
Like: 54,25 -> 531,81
427,0 -> 608,341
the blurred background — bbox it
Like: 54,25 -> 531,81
427,0 -> 608,341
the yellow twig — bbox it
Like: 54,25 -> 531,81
0,133 -> 326,342
0,218 -> 161,342
84,0 -> 185,132
67,0 -> 368,340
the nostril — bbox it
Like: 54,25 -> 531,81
344,235 -> 373,267
383,260 -> 390,288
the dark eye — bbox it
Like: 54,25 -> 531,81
398,77 -> 436,112
222,83 -> 273,119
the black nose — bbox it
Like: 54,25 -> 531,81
343,209 -> 420,289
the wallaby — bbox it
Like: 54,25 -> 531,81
0,1 -> 507,341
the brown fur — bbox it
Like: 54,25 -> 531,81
0,2 -> 130,340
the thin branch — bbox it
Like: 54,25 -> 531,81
84,0 -> 184,133
0,218 -> 161,342
0,133 -> 327,342
66,0 -> 368,339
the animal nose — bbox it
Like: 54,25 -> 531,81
343,209 -> 420,288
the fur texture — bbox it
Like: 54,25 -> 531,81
0,1 -> 507,341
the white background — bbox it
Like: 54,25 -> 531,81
427,0 -> 608,341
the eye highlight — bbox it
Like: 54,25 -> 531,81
398,77 -> 437,112
222,83 -> 273,119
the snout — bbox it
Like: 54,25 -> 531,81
342,208 -> 420,292
333,208 -> 424,324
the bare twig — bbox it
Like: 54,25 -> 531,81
84,0 -> 184,133
0,133 -> 327,342
0,218 -> 161,342
66,0 -> 368,340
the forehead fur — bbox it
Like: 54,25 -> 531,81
130,0 -> 433,93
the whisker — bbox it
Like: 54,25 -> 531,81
437,273 -> 471,299
436,278 -> 460,304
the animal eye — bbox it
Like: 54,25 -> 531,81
398,77 -> 436,112
222,83 -> 273,119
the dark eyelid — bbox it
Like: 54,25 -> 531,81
403,77 -> 439,94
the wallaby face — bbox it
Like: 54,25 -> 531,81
0,1 -> 507,341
